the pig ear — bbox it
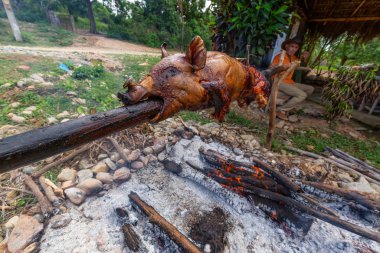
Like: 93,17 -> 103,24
186,36 -> 207,71
161,42 -> 169,59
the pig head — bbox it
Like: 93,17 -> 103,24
118,36 -> 272,122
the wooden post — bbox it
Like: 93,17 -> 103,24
2,0 -> 22,42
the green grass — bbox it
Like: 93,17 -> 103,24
179,111 -> 212,125
0,54 -> 57,85
290,129 -> 380,169
0,54 -> 160,125
0,19 -> 76,46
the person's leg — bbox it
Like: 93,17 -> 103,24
278,83 -> 307,111
295,83 -> 314,96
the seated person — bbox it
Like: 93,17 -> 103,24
271,38 -> 314,119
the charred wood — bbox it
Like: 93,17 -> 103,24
199,148 -> 301,193
116,207 -> 141,252
129,192 -> 202,253
302,180 -> 380,212
212,175 -> 380,242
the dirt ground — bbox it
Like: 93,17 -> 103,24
0,34 -> 162,56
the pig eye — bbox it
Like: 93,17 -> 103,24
163,67 -> 180,79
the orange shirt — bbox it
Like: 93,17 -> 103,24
271,53 -> 299,84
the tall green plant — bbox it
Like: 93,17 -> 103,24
211,0 -> 292,65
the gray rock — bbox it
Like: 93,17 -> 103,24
233,148 -> 243,156
1,82 -> 12,88
337,172 -> 353,183
30,73 -> 44,83
64,188 -> 86,205
117,159 -> 126,166
65,91 -> 78,97
47,117 -> 58,124
57,168 -> 77,182
103,158 -> 117,171
113,168 -> 131,183
110,152 -> 120,162
276,120 -> 285,129
344,177 -> 377,194
72,247 -> 88,253
92,162 -> 109,174
142,147 -> 154,156
77,169 -> 93,183
96,172 -> 113,184
7,215 -> 43,253
56,111 -> 70,119
33,214 -> 44,223
127,149 -> 141,162
158,152 -> 166,162
22,166 -> 37,175
139,156 -> 149,166
147,154 -> 157,163
130,161 -> 144,171
288,115 -> 299,123
5,215 -> 19,230
77,178 -> 103,196
50,214 -> 72,229
97,153 -> 108,160
79,159 -> 93,170
152,143 -> 165,154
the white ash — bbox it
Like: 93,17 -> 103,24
39,136 -> 380,253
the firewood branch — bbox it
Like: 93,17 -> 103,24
32,144 -> 90,178
23,174 -> 53,216
129,192 -> 202,253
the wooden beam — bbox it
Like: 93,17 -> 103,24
308,16 -> 380,22
351,0 -> 367,16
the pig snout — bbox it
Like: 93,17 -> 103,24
118,76 -> 153,105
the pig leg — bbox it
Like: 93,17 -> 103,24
202,81 -> 231,122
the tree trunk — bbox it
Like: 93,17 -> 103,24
85,0 -> 97,34
2,0 -> 23,42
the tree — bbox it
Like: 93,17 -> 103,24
2,0 -> 22,41
210,0 -> 292,65
85,0 -> 97,34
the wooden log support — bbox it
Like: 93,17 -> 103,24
302,180 -> 380,211
201,148 -> 301,192
287,147 -> 380,186
266,58 -> 298,149
213,175 -> 380,242
23,174 -> 53,216
0,99 -> 163,173
129,192 -> 202,253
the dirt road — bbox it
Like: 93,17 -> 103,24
0,35 -> 162,56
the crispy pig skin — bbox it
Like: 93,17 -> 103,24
118,36 -> 271,122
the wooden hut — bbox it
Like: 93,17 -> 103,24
293,0 -> 380,41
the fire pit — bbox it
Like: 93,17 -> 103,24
39,133 -> 380,253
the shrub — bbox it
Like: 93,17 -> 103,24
73,64 -> 105,80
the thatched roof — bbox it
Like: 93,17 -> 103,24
296,0 -> 380,40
